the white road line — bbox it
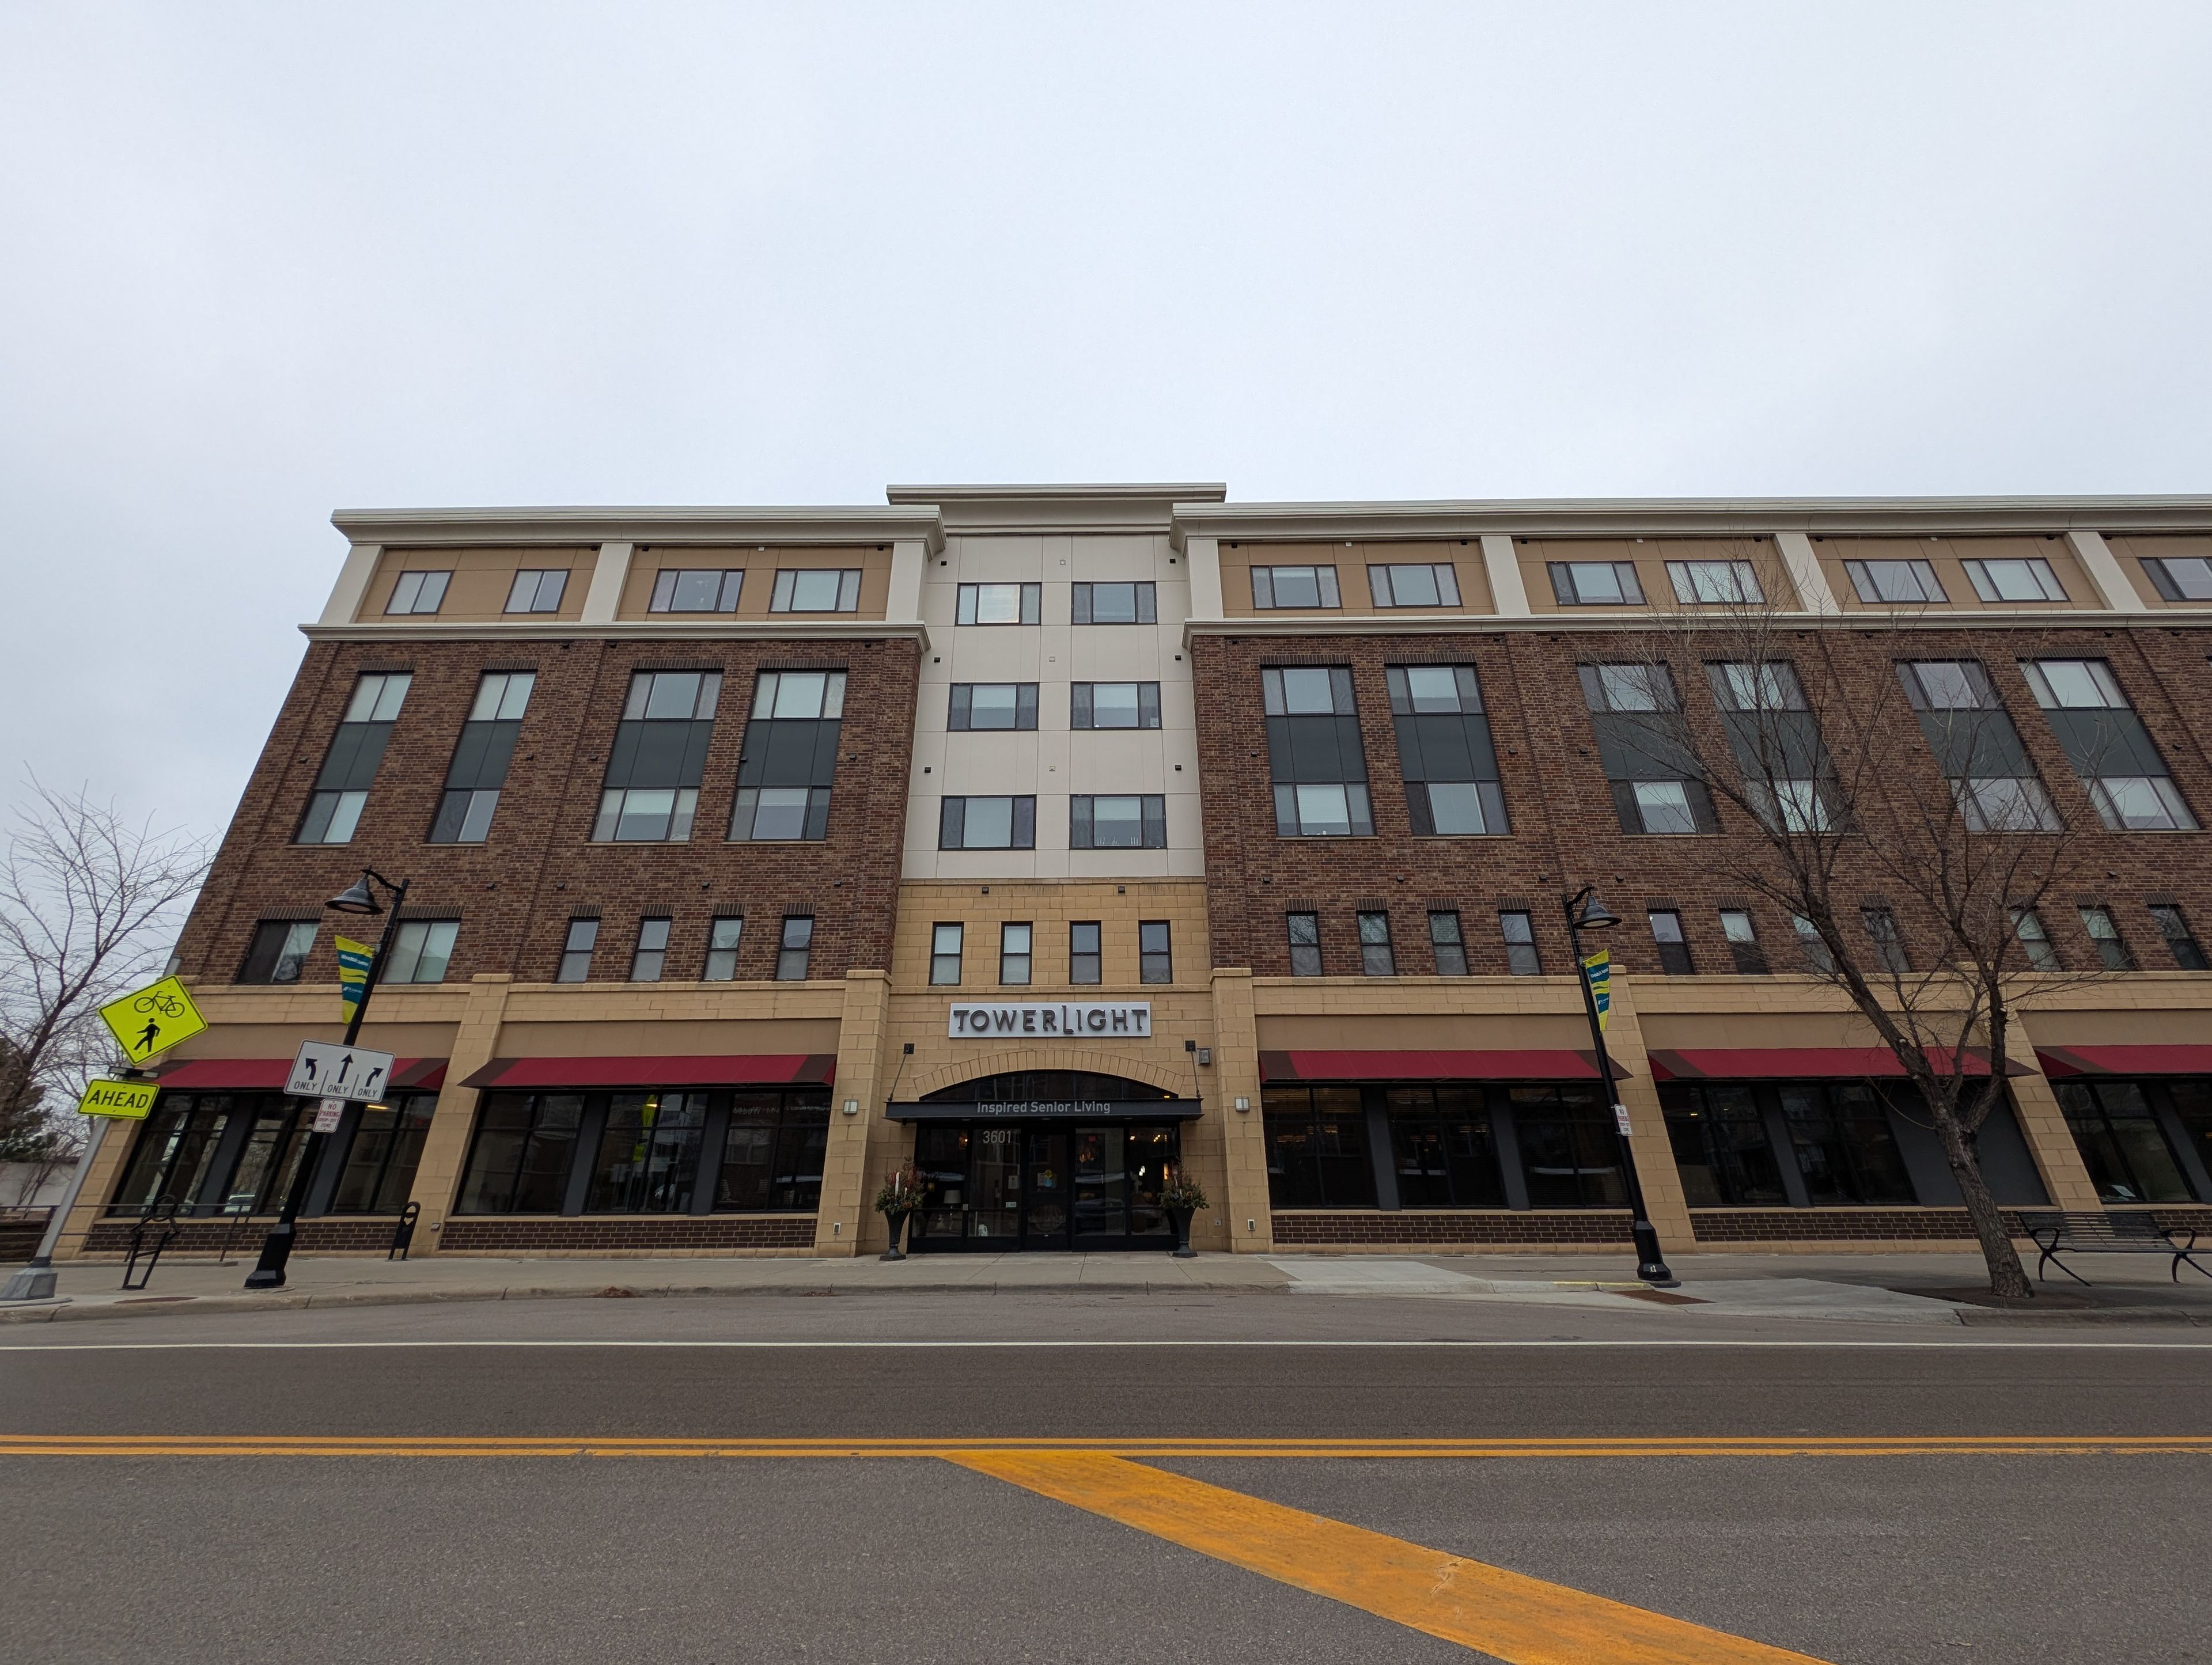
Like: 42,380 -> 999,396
2,1338 -> 2209,1352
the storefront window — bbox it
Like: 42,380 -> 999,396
1263,1085 -> 1376,1208
329,1095 -> 435,1214
108,1095 -> 234,1214
457,1093 -> 584,1213
225,1101 -> 314,1215
1508,1084 -> 1624,1207
2057,1080 -> 2194,1204
587,1093 -> 710,1213
714,1091 -> 830,1212
1781,1082 -> 1916,1205
1661,1083 -> 1787,1206
1386,1085 -> 1504,1207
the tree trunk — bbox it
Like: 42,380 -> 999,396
1931,1103 -> 2031,1298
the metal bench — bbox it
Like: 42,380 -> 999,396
2016,1209 -> 2212,1285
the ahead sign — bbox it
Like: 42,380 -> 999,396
286,1040 -> 395,1103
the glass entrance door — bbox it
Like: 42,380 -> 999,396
1022,1129 -> 1070,1249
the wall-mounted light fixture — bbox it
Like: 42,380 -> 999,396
1196,1048 -> 1212,1066
842,1099 -> 859,1116
1233,1096 -> 1251,1113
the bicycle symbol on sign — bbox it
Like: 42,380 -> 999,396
134,992 -> 188,1018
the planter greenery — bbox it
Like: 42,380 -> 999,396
874,1164 -> 926,1261
1158,1164 -> 1207,1258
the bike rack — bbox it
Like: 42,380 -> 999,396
120,1196 -> 183,1291
388,1201 -> 421,1261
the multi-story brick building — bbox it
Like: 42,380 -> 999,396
56,487 -> 2212,1261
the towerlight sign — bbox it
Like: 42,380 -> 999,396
948,1002 -> 1152,1039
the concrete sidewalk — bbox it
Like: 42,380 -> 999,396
9,1246 -> 2210,1326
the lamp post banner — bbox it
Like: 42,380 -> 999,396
949,1002 -> 1152,1040
336,936 -> 375,1023
1581,951 -> 1612,1030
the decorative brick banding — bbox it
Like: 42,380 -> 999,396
1270,1210 -> 1635,1245
83,1216 -> 404,1254
1689,1206 -> 2212,1242
438,1215 -> 816,1251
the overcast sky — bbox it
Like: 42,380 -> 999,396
3,2 -> 2209,847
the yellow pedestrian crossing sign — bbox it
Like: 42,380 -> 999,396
99,976 -> 208,1064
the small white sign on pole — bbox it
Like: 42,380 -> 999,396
286,1040 -> 396,1103
312,1098 -> 347,1133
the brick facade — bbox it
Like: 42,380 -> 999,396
1271,1210 -> 1637,1245
439,1216 -> 815,1252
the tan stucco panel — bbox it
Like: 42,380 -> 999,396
491,1018 -> 842,1057
157,1021 -> 460,1060
1635,1010 -> 1892,1051
362,547 -> 593,623
1214,540 -> 1494,619
1514,537 -> 1796,616
1816,535 -> 2096,613
2101,534 -> 2212,609
1254,1011 -> 1596,1053
615,544 -> 895,621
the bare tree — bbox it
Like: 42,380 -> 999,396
1603,562 -> 2120,1297
0,781 -> 210,1178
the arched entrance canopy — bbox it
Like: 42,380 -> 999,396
892,1070 -> 1200,1122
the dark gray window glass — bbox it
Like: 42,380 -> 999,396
1719,909 -> 1768,974
1263,1086 -> 1375,1207
1500,911 -> 1540,976
1862,907 -> 1910,973
1509,1084 -> 1624,1207
2151,904 -> 2209,970
1139,921 -> 1172,985
299,672 -> 411,844
1070,682 -> 1161,729
1387,665 -> 1507,836
939,796 -> 1036,850
1071,582 -> 1156,625
1897,660 -> 2062,832
650,569 -> 743,612
456,1093 -> 583,1214
384,920 -> 456,985
431,670 -> 535,843
2020,659 -> 2195,831
1251,564 -> 1340,609
955,583 -> 1040,625
1000,923 -> 1032,986
1069,921 -> 1102,985
1357,912 -> 1395,975
775,916 -> 813,981
1793,913 -> 1834,973
1648,909 -> 1694,975
1287,912 -> 1323,977
714,1090 -> 832,1211
949,683 -> 1039,731
2058,1080 -> 2194,1203
1429,911 -> 1467,976
732,670 -> 843,841
1388,1084 -> 1505,1206
1781,1082 -> 1917,1205
1263,666 -> 1372,837
1070,795 -> 1166,849
595,670 -> 721,843
1578,664 -> 1718,836
330,1094 -> 435,1214
2143,556 -> 2212,601
556,919 -> 598,983
1661,1083 -> 1787,1206
585,1091 -> 709,1213
1705,661 -> 1835,833
930,923 -> 963,986
631,917 -> 670,982
2012,907 -> 2061,971
703,916 -> 744,980
239,921 -> 315,984
2080,906 -> 2134,970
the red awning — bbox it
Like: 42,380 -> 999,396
2035,1045 -> 2212,1079
1646,1047 -> 2029,1082
460,1055 -> 836,1090
150,1057 -> 447,1091
1257,1049 -> 1627,1083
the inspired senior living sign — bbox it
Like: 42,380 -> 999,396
948,1001 -> 1152,1040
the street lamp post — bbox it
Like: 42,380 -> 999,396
1563,885 -> 1676,1288
244,868 -> 408,1290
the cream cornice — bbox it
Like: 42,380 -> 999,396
887,481 -> 1226,536
331,506 -> 946,555
1181,609 -> 2210,645
1171,495 -> 2212,548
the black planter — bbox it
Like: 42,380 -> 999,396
880,1209 -> 910,1261
1165,1206 -> 1196,1258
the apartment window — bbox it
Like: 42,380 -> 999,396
650,569 -> 744,613
1367,563 -> 1461,608
732,670 -> 844,841
1791,913 -> 1834,973
1548,561 -> 1645,606
939,796 -> 1036,850
2012,908 -> 2061,972
2142,556 -> 2212,602
1719,910 -> 1768,974
2020,659 -> 2195,832
702,917 -> 744,980
1138,921 -> 1172,985
1071,582 -> 1156,625
556,919 -> 599,983
1250,565 -> 1339,609
1357,912 -> 1396,976
382,920 -> 457,985
1069,922 -> 1102,985
630,918 -> 670,983
930,923 -> 963,986
1862,907 -> 1910,974
1705,660 -> 1835,832
948,683 -> 1039,731
1071,682 -> 1161,729
999,923 -> 1032,986
1648,911 -> 1694,975
1070,795 -> 1166,849
1666,560 -> 1763,604
1263,666 -> 1372,837
770,569 -> 861,613
2150,904 -> 2209,970
595,670 -> 721,843
1387,665 -> 1508,836
298,672 -> 412,844
2080,906 -> 2134,971
1845,559 -> 1946,604
239,921 -> 315,984
1500,911 -> 1541,976
385,570 -> 450,615
431,670 -> 534,843
1898,661 -> 2062,832
775,916 -> 813,980
1580,664 -> 1717,835
1961,556 -> 2067,604
955,582 -> 1040,625
504,569 -> 569,613
1429,911 -> 1468,976
1287,912 -> 1323,977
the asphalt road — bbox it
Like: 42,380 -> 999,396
6,1293 -> 2209,1664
